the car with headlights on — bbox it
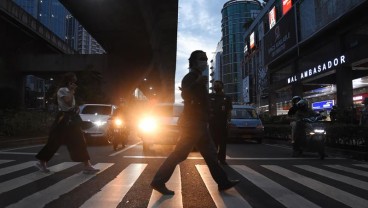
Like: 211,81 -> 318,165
228,105 -> 264,143
79,104 -> 118,144
137,103 -> 184,151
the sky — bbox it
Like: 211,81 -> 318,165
174,0 -> 229,102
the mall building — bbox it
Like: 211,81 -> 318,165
242,0 -> 368,119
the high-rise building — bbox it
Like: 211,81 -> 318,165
221,0 -> 261,102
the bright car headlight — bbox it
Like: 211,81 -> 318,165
114,118 -> 123,127
93,120 -> 107,127
138,117 -> 157,133
314,129 -> 325,134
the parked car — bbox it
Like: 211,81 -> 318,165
137,103 -> 184,151
228,105 -> 264,143
79,104 -> 118,144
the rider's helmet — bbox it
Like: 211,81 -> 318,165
296,99 -> 309,110
292,96 -> 302,105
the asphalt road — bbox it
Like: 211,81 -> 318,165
0,134 -> 367,208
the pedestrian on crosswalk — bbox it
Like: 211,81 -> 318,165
35,72 -> 100,174
150,50 -> 239,195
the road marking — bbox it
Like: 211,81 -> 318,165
0,161 -> 36,176
226,157 -> 344,160
123,156 -> 204,159
148,165 -> 182,208
7,163 -> 113,208
0,159 -> 13,165
265,144 -> 292,149
0,162 -> 79,194
232,165 -> 319,208
0,144 -> 44,151
325,165 -> 368,178
296,165 -> 368,191
81,163 -> 146,208
109,142 -> 142,157
354,164 -> 368,169
0,151 -> 38,155
196,165 -> 252,208
263,165 -> 368,208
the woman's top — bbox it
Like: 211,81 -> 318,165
57,87 -> 75,111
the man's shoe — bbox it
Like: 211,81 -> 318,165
218,180 -> 240,191
151,183 -> 175,195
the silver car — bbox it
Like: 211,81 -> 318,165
228,105 -> 264,143
79,104 -> 118,144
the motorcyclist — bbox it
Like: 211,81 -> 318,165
292,99 -> 318,157
288,96 -> 301,153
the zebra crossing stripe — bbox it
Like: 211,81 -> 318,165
296,165 -> 368,191
148,165 -> 182,208
232,165 -> 319,208
0,162 -> 78,194
354,164 -> 368,169
0,160 -> 13,165
0,161 -> 36,177
325,165 -> 368,178
196,165 -> 252,208
263,165 -> 368,208
6,163 -> 113,208
80,163 -> 147,208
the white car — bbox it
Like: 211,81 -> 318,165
79,104 -> 118,144
228,105 -> 264,143
137,103 -> 184,151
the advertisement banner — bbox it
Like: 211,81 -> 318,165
264,7 -> 297,65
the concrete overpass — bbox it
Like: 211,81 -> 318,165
0,0 -> 178,108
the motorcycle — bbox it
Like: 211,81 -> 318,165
294,115 -> 326,159
107,116 -> 129,151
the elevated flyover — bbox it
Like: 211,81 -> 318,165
0,0 -> 178,106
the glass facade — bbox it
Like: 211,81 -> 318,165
221,0 -> 261,102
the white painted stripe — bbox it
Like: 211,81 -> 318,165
196,165 -> 252,208
265,144 -> 293,150
0,152 -> 38,155
123,156 -> 204,160
0,162 -> 78,194
148,165 -> 182,208
0,161 -> 36,176
109,142 -> 142,156
263,165 -> 368,208
81,163 -> 146,208
353,164 -> 368,169
7,163 -> 113,208
224,157 -> 344,160
0,159 -> 13,165
296,165 -> 368,191
0,143 -> 45,151
232,165 -> 319,208
325,165 -> 368,178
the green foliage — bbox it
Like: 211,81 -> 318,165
0,110 -> 54,137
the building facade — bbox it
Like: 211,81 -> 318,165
221,0 -> 262,102
242,0 -> 368,120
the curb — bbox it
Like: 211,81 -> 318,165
0,136 -> 47,149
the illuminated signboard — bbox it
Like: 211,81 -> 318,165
287,55 -> 346,84
269,6 -> 276,29
312,100 -> 334,110
250,32 -> 255,49
282,0 -> 292,15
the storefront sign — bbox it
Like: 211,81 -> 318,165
312,100 -> 334,110
282,0 -> 292,15
287,55 -> 346,84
